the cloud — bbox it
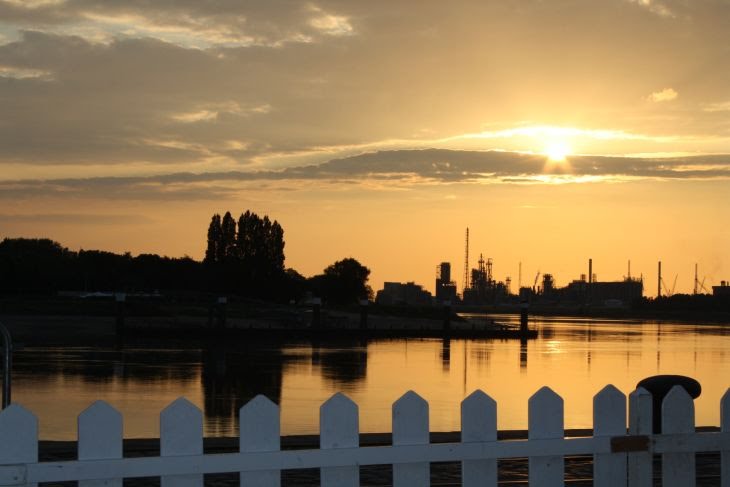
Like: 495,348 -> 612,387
308,6 -> 354,37
627,0 -> 675,17
170,102 -> 272,123
703,101 -> 730,112
0,213 -> 153,225
2,149 -> 729,202
0,1 -> 357,48
648,88 -> 678,102
2,1 -> 730,174
0,64 -> 52,79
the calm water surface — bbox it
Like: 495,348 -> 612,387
12,316 -> 730,439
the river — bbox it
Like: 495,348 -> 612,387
10,315 -> 730,439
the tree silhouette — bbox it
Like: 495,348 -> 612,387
220,211 -> 237,261
203,210 -> 287,298
309,257 -> 373,305
204,214 -> 222,265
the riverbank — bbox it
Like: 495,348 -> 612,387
37,429 -> 722,486
465,303 -> 730,325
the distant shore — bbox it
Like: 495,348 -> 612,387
1,294 -> 728,347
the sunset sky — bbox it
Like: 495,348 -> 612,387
1,0 -> 729,296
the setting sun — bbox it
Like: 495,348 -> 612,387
545,141 -> 572,162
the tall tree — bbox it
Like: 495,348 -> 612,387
204,214 -> 222,264
220,211 -> 237,260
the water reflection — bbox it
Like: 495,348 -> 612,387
10,318 -> 730,439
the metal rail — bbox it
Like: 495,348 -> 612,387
0,322 -> 11,408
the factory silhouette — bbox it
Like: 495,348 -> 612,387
375,228 -> 729,308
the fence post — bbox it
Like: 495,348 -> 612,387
461,390 -> 497,487
321,393 -> 359,487
393,391 -> 429,487
722,389 -> 730,487
662,386 -> 696,487
0,404 -> 38,487
628,387 -> 652,487
240,395 -> 280,487
78,401 -> 123,487
528,386 -> 564,487
0,323 -> 12,409
593,385 -> 627,487
160,397 -> 203,487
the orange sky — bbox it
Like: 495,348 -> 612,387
1,1 -> 729,295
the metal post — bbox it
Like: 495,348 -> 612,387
0,322 -> 12,409
520,300 -> 529,333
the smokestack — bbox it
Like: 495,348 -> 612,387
658,261 -> 662,298
589,259 -> 593,284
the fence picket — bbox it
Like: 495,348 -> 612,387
722,389 -> 730,487
461,390 -> 497,487
393,391 -> 429,487
1,385 -> 729,487
240,395 -> 280,487
528,386 -> 564,487
593,385 -> 627,487
628,387 -> 652,487
78,401 -> 123,487
0,404 -> 38,487
160,397 -> 203,487
321,393 -> 359,487
662,386 -> 695,487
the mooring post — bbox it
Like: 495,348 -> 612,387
0,322 -> 12,408
443,300 -> 451,331
520,300 -> 529,333
115,293 -> 126,335
359,299 -> 369,330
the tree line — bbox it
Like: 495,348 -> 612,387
0,210 -> 372,304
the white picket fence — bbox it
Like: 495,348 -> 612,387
0,385 -> 729,486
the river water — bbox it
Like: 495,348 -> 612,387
11,316 -> 730,440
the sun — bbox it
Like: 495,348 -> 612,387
544,141 -> 572,162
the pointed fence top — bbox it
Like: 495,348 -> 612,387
161,397 -> 201,418
393,390 -> 427,410
321,392 -> 358,413
463,389 -> 496,407
80,400 -> 121,420
242,394 -> 278,413
529,386 -> 561,405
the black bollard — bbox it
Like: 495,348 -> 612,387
359,299 -> 368,330
636,374 -> 701,433
115,293 -> 126,336
519,300 -> 529,333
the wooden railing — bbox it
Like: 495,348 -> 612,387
1,385 -> 729,486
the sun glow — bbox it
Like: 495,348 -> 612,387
545,141 -> 572,162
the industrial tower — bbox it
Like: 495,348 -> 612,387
463,227 -> 469,296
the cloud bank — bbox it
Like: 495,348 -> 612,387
2,149 -> 729,201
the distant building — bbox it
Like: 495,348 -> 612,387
714,281 -> 730,298
589,279 -> 643,305
559,275 -> 643,306
376,282 -> 432,306
435,262 -> 458,303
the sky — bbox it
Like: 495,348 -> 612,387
1,0 -> 729,296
